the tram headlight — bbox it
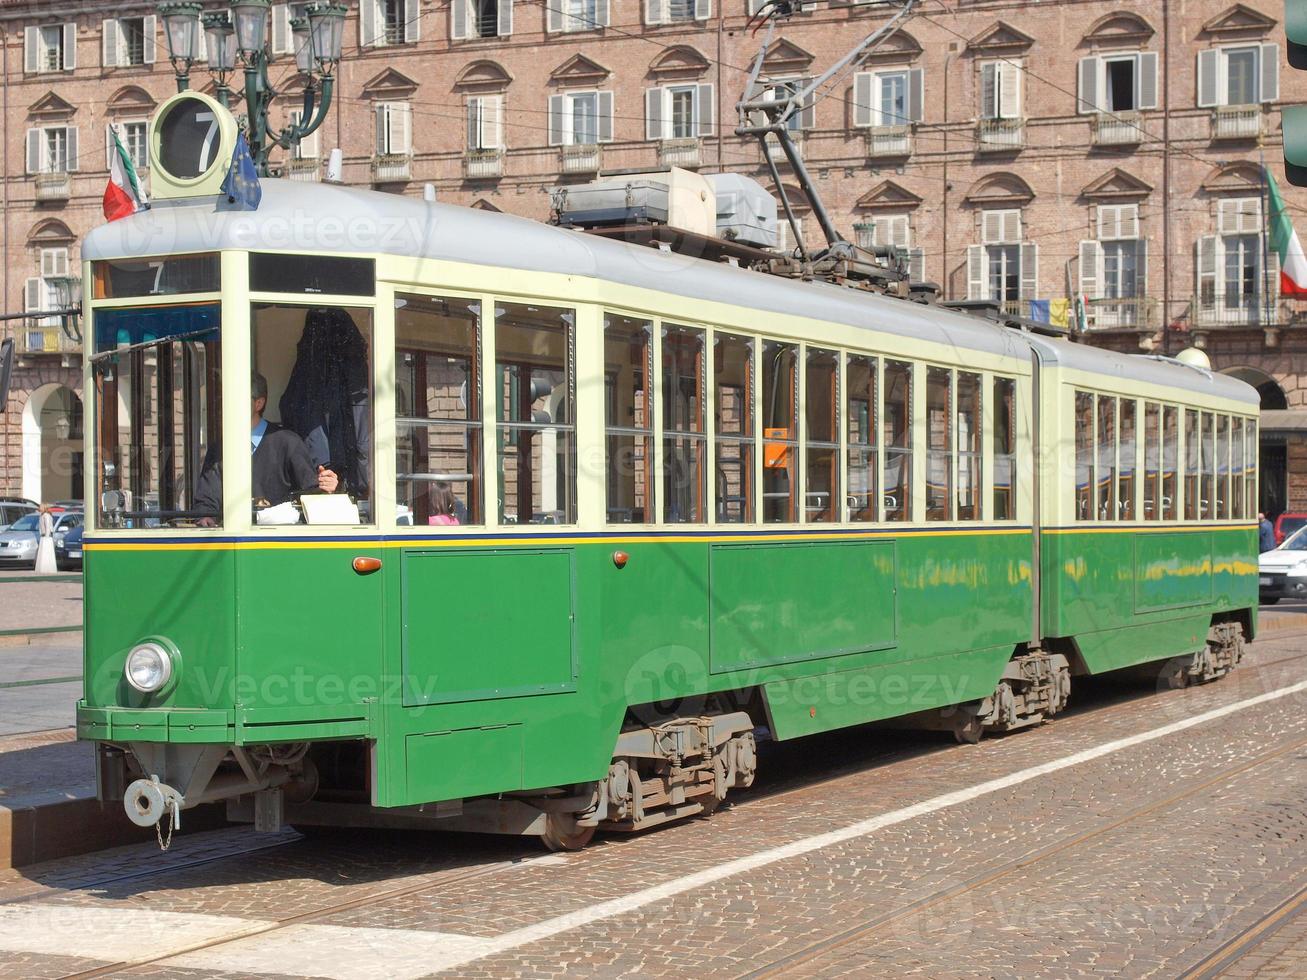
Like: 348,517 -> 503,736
124,642 -> 174,694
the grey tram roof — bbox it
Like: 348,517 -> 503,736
84,179 -> 1256,407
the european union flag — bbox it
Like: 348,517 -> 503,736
221,134 -> 262,210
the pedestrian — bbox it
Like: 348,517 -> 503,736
34,505 -> 57,574
1259,512 -> 1275,553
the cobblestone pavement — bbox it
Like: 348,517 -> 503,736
0,634 -> 1304,979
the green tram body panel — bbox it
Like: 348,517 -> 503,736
81,523 -> 1245,808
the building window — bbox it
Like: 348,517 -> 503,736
26,126 -> 77,175
362,0 -> 419,46
980,60 -> 1022,119
546,0 -> 607,32
1080,204 -> 1146,326
25,24 -> 75,73
1077,53 -> 1158,113
1197,198 -> 1273,323
968,209 -> 1036,310
548,91 -> 614,146
24,248 -> 70,328
452,0 -> 510,38
852,68 -> 923,129
106,121 -> 149,171
104,16 -> 156,68
645,84 -> 714,140
761,78 -> 815,133
272,3 -> 314,55
466,95 -> 504,151
1197,44 -> 1278,107
374,102 -> 412,156
646,0 -> 709,26
289,110 -> 319,160
855,214 -> 924,281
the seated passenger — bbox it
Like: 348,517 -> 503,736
428,483 -> 461,526
194,373 -> 339,518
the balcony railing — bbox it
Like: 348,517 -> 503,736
560,143 -> 602,175
976,117 -> 1025,152
22,326 -> 79,355
285,158 -> 320,182
1091,111 -> 1143,146
464,147 -> 504,179
1211,104 -> 1262,141
34,171 -> 71,202
371,153 -> 412,183
657,137 -> 701,169
865,125 -> 913,158
1192,293 -> 1286,327
1084,297 -> 1158,330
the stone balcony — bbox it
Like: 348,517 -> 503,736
1091,111 -> 1143,147
1083,297 -> 1158,330
285,158 -> 320,182
1191,293 -> 1286,328
975,118 -> 1025,152
34,172 -> 71,202
657,138 -> 701,169
1210,104 -> 1262,141
21,324 -> 80,357
560,143 -> 602,175
371,153 -> 412,184
464,148 -> 504,180
865,125 -> 913,159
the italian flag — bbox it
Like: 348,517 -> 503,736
1267,166 -> 1307,298
103,124 -> 147,222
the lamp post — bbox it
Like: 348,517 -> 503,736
158,1 -> 345,177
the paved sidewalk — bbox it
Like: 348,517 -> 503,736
0,576 -> 82,634
0,641 -> 81,735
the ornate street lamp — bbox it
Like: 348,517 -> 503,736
157,0 -> 343,177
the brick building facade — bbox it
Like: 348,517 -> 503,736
3,0 -> 1307,514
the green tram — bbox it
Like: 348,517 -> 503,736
79,94 -> 1258,850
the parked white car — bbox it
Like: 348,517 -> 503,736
1259,525 -> 1307,604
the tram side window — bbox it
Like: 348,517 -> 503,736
395,294 -> 481,527
993,377 -> 1016,521
715,332 -> 754,523
1075,391 -> 1094,521
249,304 -> 374,525
805,347 -> 839,522
1246,419 -> 1259,519
1184,409 -> 1199,520
604,314 -> 653,525
1232,416 -> 1245,519
496,302 -> 576,525
1162,405 -> 1179,521
94,304 -> 221,528
957,372 -> 981,521
1201,412 -> 1215,520
1118,399 -> 1136,520
663,324 -> 706,523
762,341 -> 799,523
884,361 -> 913,522
1096,395 -> 1117,521
1216,415 -> 1231,519
847,355 -> 878,523
1143,403 -> 1160,520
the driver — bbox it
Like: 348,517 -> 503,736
193,373 -> 338,518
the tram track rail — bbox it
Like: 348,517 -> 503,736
1177,882 -> 1307,980
733,730 -> 1307,979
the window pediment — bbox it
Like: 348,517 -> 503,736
1081,167 -> 1153,201
28,91 -> 75,119
856,29 -> 922,65
964,172 -> 1035,206
1201,3 -> 1276,37
1083,13 -> 1155,48
455,60 -> 513,90
648,45 -> 711,79
855,180 -> 923,210
28,218 -> 74,245
551,53 -> 610,85
968,21 -> 1035,54
106,85 -> 156,116
762,38 -> 815,73
360,68 -> 420,99
1200,161 -> 1264,195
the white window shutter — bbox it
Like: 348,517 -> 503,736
294,111 -> 320,157
646,88 -> 664,140
26,129 -> 41,174
451,0 -> 469,40
466,97 -> 481,149
24,26 -> 38,73
405,0 -> 421,41
1077,56 -> 1098,113
196,21 -> 207,61
143,14 -> 157,63
1217,199 -> 1235,235
105,123 -> 114,170
980,63 -> 997,119
24,278 -> 43,314
548,94 -> 565,145
1019,243 -> 1038,301
1097,205 -> 1118,240
1079,240 -> 1104,299
271,4 -> 292,54
853,72 -> 873,128
1137,52 -> 1158,110
1120,204 -> 1139,239
697,83 -> 714,136
967,245 -> 986,300
598,90 -> 614,142
102,20 -> 119,68
547,0 -> 564,33
1137,239 -> 1148,299
62,23 -> 76,70
596,0 -> 611,28
1260,44 -> 1279,103
1197,49 -> 1218,108
907,68 -> 923,123
999,62 -> 1021,119
374,103 -> 387,154
908,247 -> 925,283
645,0 -> 665,27
361,0 -> 380,47
799,80 -> 816,130
395,102 -> 412,153
65,127 -> 79,172
694,0 -> 711,19
489,96 -> 504,149
1197,235 -> 1221,303
981,210 -> 1001,244
498,0 -> 513,36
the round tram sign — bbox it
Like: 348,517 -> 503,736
148,91 -> 239,201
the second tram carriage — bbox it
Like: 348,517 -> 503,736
78,94 -> 1257,850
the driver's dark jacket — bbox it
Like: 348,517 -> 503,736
193,423 -> 321,515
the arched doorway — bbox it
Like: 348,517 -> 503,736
1221,367 -> 1287,517
21,383 -> 83,504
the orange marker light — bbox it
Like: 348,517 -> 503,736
352,556 -> 382,574
613,551 -> 629,569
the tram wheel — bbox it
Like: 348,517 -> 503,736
952,713 -> 984,745
1158,658 -> 1190,690
540,813 -> 596,852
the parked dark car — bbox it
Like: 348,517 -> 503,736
55,523 -> 84,571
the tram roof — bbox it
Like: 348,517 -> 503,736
83,179 -> 1255,406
